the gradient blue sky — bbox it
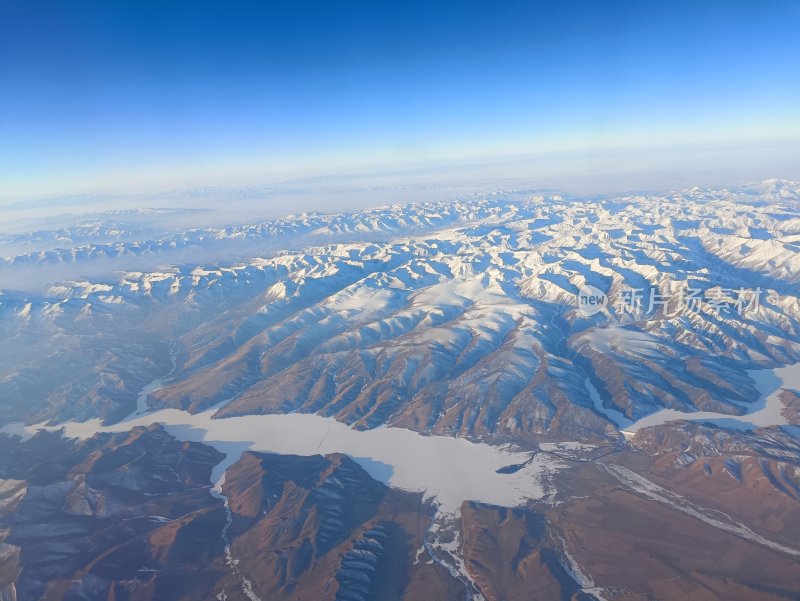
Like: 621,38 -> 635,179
1,0 -> 799,200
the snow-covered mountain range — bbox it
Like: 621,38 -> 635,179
1,180 -> 799,438
2,180 -> 800,601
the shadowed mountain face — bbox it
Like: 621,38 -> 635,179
0,429 -> 568,601
0,425 -> 228,601
217,451 -> 468,601
2,423 -> 800,600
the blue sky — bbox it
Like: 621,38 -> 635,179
1,0 -> 799,200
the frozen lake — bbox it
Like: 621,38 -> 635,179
1,404 -> 561,514
622,363 -> 800,436
7,363 -> 797,513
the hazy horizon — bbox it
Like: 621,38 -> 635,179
2,0 -> 799,203
3,136 -> 799,216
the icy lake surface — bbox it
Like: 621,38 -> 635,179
623,363 -> 800,435
1,405 -> 560,514
4,363 -> 798,513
